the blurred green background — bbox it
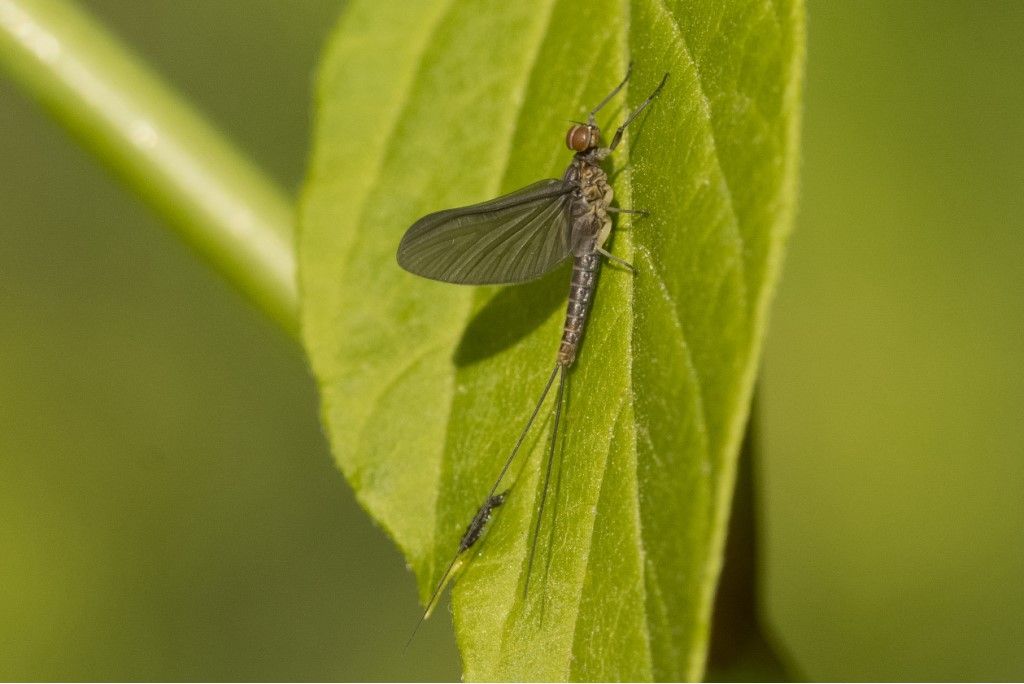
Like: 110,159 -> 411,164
0,0 -> 1020,681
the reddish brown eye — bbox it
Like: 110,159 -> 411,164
566,124 -> 598,152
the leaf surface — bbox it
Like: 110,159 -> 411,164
299,0 -> 803,679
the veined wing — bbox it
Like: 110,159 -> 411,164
397,179 -> 574,285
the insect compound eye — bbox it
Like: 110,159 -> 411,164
566,124 -> 599,152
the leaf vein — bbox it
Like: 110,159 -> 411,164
645,0 -> 750,316
569,391 -> 630,650
634,244 -> 711,462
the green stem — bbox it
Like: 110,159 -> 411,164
0,0 -> 298,337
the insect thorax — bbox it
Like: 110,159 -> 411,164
564,158 -> 614,255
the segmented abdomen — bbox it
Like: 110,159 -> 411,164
557,253 -> 601,367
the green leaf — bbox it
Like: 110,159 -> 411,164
299,0 -> 803,679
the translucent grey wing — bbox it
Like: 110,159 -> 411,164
397,179 -> 574,285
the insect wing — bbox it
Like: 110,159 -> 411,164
397,179 -> 574,284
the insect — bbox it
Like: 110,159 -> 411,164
398,65 -> 669,632
406,491 -> 508,646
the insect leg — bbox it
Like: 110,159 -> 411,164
598,247 -> 635,273
607,72 -> 670,151
588,62 -> 633,123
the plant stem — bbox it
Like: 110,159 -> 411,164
0,0 -> 298,337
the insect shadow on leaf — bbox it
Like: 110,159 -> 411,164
454,264 -> 570,367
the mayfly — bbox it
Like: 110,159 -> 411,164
398,66 -> 669,635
